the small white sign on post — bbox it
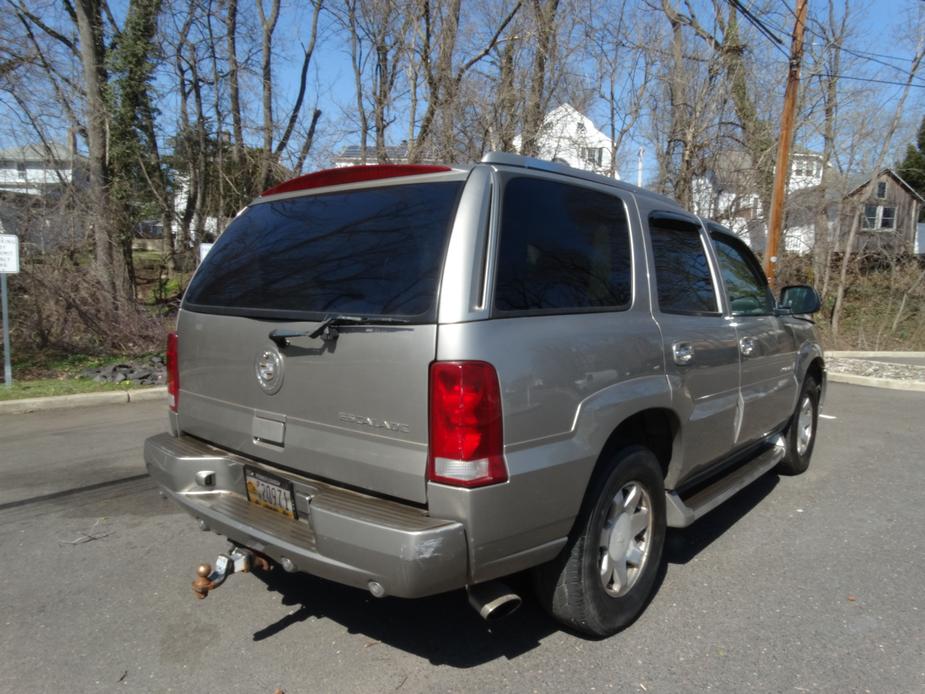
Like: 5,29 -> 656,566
0,233 -> 18,386
0,234 -> 19,274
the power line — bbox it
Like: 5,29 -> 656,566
837,45 -> 925,86
776,0 -> 924,64
727,0 -> 791,59
729,0 -> 783,44
770,0 -> 925,87
824,73 -> 925,88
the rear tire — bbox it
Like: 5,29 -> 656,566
776,376 -> 819,476
533,446 -> 665,637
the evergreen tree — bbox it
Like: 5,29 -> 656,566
897,116 -> 925,211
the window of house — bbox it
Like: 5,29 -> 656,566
862,204 -> 878,229
794,160 -> 804,176
880,206 -> 895,229
876,181 -> 887,198
648,214 -> 719,315
16,162 -> 26,179
494,177 -> 632,314
580,147 -> 603,166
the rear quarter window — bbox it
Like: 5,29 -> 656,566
183,181 -> 463,320
493,177 -> 632,314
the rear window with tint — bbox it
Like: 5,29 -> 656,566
494,177 -> 632,314
183,181 -> 462,319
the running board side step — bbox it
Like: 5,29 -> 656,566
665,434 -> 786,528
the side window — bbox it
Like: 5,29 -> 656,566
648,215 -> 718,314
709,231 -> 775,316
494,177 -> 632,313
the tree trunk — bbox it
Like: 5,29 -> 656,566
520,0 -> 558,157
257,0 -> 281,188
74,0 -> 127,306
224,0 -> 244,163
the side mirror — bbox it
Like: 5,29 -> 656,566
779,285 -> 821,314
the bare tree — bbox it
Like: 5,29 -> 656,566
409,0 -> 522,162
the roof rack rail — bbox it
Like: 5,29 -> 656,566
480,151 -> 681,209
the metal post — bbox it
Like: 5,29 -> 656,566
637,147 -> 644,188
1,272 -> 11,387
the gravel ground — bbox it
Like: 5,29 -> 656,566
826,357 -> 925,382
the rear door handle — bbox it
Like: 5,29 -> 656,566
739,336 -> 756,356
672,342 -> 694,365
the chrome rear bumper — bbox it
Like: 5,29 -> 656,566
144,433 -> 468,598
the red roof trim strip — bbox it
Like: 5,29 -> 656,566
260,164 -> 453,197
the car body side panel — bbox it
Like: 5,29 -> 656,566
733,315 -> 800,443
427,373 -> 673,583
429,314 -> 671,581
633,202 -> 742,488
790,320 -> 826,399
430,170 -> 673,578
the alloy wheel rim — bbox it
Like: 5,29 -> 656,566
796,395 -> 814,456
598,481 -> 653,598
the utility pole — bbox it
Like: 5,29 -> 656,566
764,0 -> 808,286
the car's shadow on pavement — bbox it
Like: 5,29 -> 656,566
252,567 -> 555,667
249,472 -> 779,667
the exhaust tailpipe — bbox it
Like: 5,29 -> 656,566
467,581 -> 522,621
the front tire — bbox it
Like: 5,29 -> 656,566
777,376 -> 819,476
533,446 -> 666,637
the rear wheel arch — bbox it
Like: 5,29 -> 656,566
591,408 -> 679,490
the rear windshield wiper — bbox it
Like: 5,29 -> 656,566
269,315 -> 410,347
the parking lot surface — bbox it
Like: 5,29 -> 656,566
1,383 -> 922,693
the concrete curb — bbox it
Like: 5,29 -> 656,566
823,351 -> 925,392
826,372 -> 925,392
0,386 -> 166,416
826,350 -> 925,358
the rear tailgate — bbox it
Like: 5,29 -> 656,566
175,177 -> 465,504
176,310 -> 435,503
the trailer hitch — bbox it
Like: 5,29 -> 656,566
192,546 -> 271,599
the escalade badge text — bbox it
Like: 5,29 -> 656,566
255,349 -> 284,395
339,412 -> 410,434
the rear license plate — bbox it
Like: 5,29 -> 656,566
245,468 -> 297,520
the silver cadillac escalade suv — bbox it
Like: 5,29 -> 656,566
144,152 -> 825,637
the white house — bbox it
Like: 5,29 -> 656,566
332,103 -> 621,179
0,142 -> 87,196
692,150 -> 825,254
512,103 -> 620,179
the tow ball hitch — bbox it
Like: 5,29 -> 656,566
192,547 -> 270,599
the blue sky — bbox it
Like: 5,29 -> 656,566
3,1 -> 922,182
275,0 -> 925,179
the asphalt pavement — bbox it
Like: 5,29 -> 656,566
1,384 -> 923,693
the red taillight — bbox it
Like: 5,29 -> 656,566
166,331 -> 179,412
427,361 -> 507,488
260,164 -> 453,197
